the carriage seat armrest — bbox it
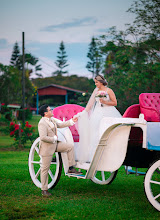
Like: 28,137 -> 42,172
123,104 -> 140,118
140,105 -> 160,122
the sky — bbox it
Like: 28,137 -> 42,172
0,0 -> 135,78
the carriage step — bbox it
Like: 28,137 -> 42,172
127,169 -> 145,175
125,167 -> 146,175
66,173 -> 86,179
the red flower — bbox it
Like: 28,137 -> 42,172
1,103 -> 5,106
21,129 -> 24,133
14,124 -> 19,130
10,131 -> 15,136
25,121 -> 32,128
10,122 -> 15,126
25,121 -> 29,126
27,133 -> 32,137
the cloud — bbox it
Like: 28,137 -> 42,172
0,38 -> 8,49
97,28 -> 110,33
41,17 -> 97,32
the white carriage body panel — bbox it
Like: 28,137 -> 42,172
57,116 -> 147,176
96,125 -> 131,172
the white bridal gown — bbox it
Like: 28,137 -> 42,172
76,88 -> 122,163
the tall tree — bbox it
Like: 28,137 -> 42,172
55,41 -> 69,76
10,42 -> 42,77
127,0 -> 160,37
0,63 -> 35,106
10,42 -> 21,69
86,37 -> 102,78
127,0 -> 160,62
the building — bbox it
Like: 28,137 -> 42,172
36,84 -> 85,114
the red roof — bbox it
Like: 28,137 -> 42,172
38,84 -> 84,96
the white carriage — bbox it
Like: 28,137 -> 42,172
29,111 -> 160,211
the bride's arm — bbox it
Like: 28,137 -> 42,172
100,88 -> 117,106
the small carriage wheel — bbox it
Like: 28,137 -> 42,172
91,170 -> 118,185
28,137 -> 62,189
144,159 -> 160,211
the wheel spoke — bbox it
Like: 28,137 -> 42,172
150,180 -> 160,185
35,168 -> 41,179
50,162 -> 57,165
31,160 -> 41,164
154,194 -> 160,200
35,146 -> 39,154
101,171 -> 105,181
48,169 -> 54,180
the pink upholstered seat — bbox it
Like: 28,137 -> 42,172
123,104 -> 140,118
139,93 -> 160,122
53,104 -> 85,142
123,93 -> 160,144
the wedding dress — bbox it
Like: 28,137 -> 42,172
75,87 -> 122,163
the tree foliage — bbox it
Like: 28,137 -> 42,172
10,42 -> 21,69
127,0 -> 160,38
0,63 -> 35,106
86,37 -> 102,77
96,0 -> 160,113
10,42 -> 42,77
55,41 -> 69,76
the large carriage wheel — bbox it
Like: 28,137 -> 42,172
144,159 -> 160,211
91,170 -> 118,185
28,137 -> 62,189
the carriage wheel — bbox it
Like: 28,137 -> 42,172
28,137 -> 62,189
144,159 -> 160,211
91,170 -> 118,185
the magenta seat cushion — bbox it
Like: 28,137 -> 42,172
139,93 -> 160,122
53,104 -> 85,142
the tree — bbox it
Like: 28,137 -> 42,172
96,8 -> 160,114
0,63 -> 35,106
86,37 -> 102,78
10,42 -> 21,69
127,0 -> 160,62
24,53 -> 42,78
10,42 -> 42,77
55,41 -> 69,76
127,0 -> 160,37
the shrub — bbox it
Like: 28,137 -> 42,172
0,103 -> 12,121
9,121 -> 37,148
18,108 -> 32,120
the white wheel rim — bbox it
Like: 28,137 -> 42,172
144,160 -> 160,211
91,171 -> 116,185
28,137 -> 61,189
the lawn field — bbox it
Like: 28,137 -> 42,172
0,115 -> 159,219
0,151 -> 159,220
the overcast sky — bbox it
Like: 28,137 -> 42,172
0,0 -> 135,78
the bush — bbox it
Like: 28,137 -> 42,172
18,108 -> 32,120
9,121 -> 37,148
0,103 -> 12,121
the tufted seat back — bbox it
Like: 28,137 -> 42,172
53,104 -> 85,142
139,93 -> 160,122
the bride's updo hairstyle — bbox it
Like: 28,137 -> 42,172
95,74 -> 108,86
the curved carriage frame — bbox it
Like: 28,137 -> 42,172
28,114 -> 160,211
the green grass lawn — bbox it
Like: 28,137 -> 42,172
0,151 -> 159,220
0,115 -> 159,219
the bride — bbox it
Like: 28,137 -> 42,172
74,74 -> 122,163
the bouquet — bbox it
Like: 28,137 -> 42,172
95,91 -> 107,98
95,91 -> 108,107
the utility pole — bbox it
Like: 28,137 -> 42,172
22,32 -> 25,124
